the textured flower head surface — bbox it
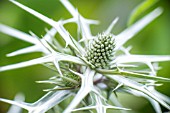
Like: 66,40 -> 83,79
0,0 -> 170,113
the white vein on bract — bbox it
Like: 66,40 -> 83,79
94,94 -> 130,113
7,93 -> 25,113
0,0 -> 169,113
112,55 -> 170,75
6,25 -> 67,56
60,0 -> 79,19
10,0 -> 79,52
0,24 -> 38,44
10,0 -> 56,28
125,88 -> 162,113
1,22 -> 85,58
112,83 -> 124,92
1,26 -> 57,56
72,106 -> 96,112
29,31 -> 55,53
0,52 -> 85,72
151,90 -> 170,104
104,17 -> 119,35
149,98 -> 162,113
0,54 -> 53,72
7,45 -> 41,57
63,68 -> 95,113
60,0 -> 99,25
147,62 -> 157,75
1,35 -> 85,76
69,69 -> 84,78
107,75 -> 170,110
116,69 -> 170,82
60,0 -> 98,42
112,55 -> 170,64
30,90 -> 72,113
6,45 -> 42,57
0,19 -> 78,57
0,90 -> 72,113
68,33 -> 86,54
36,80 -> 59,85
115,7 -> 163,50
76,13 -> 90,43
54,53 -> 86,65
91,88 -> 107,101
43,28 -> 57,43
129,87 -> 163,113
73,94 -> 130,113
0,98 -> 32,111
109,94 -> 128,113
120,46 -> 132,55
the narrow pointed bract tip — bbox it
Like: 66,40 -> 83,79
105,17 -> 119,35
9,0 -> 17,3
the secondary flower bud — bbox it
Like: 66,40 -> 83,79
63,73 -> 81,87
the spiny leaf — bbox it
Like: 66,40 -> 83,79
101,69 -> 170,82
63,68 -> 95,113
0,90 -> 72,113
0,24 -> 37,44
7,45 -> 41,57
73,93 -> 130,113
115,7 -> 162,50
0,55 -> 53,72
105,17 -> 119,35
10,0 -> 79,52
111,55 -> 170,64
106,75 -> 170,110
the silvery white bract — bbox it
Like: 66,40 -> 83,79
0,0 -> 170,113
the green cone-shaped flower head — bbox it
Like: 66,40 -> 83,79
86,33 -> 115,69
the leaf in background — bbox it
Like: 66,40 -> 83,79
128,0 -> 159,26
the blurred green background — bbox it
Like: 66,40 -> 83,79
0,0 -> 170,113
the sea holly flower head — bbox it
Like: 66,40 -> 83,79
86,33 -> 115,69
0,0 -> 170,113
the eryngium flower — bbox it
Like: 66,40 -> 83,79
0,0 -> 170,113
86,33 -> 115,69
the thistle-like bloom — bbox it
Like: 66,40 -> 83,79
0,0 -> 170,113
86,33 -> 115,69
